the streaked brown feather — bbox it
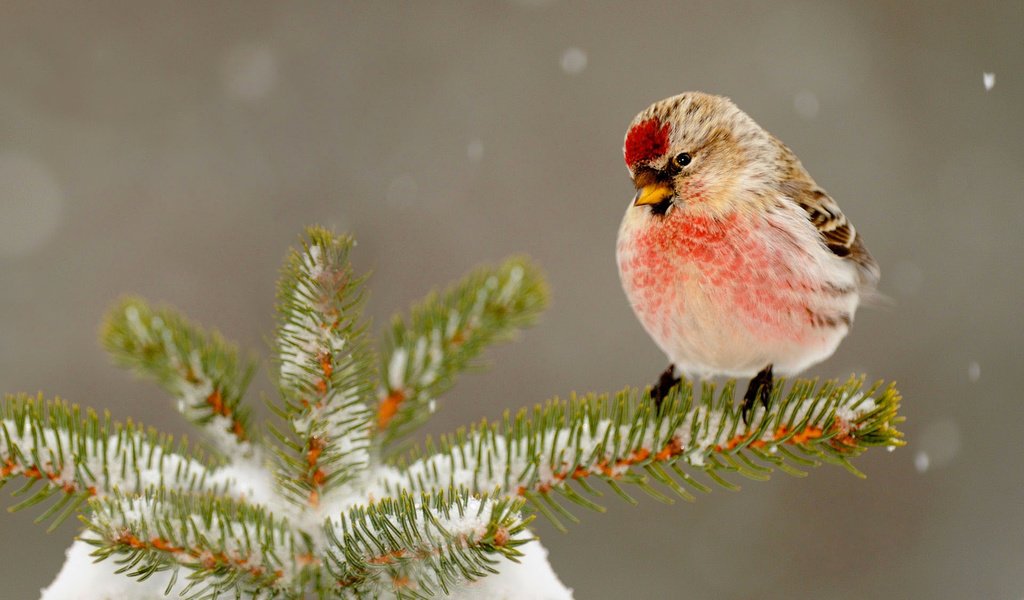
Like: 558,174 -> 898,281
773,139 -> 880,288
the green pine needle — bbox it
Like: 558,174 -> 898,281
325,487 -> 532,598
0,393 -> 225,531
270,226 -> 377,506
102,297 -> 256,447
1,226 -> 906,598
376,257 -> 548,453
382,377 -> 904,528
84,488 -> 300,599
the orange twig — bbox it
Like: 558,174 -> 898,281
377,389 -> 405,430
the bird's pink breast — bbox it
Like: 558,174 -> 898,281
618,209 -> 816,344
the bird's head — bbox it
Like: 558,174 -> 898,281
623,92 -> 777,217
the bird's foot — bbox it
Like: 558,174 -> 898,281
651,364 -> 681,412
742,364 -> 774,425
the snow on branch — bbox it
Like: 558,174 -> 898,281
378,378 -> 904,530
83,489 -> 300,599
376,257 -> 547,452
7,225 -> 900,599
0,394 -> 225,531
102,297 -> 256,452
325,488 -> 532,598
271,227 -> 376,508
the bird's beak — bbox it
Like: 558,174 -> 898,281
633,182 -> 674,207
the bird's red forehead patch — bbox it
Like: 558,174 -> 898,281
625,118 -> 671,168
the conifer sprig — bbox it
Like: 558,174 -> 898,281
380,378 -> 904,531
84,489 -> 300,599
102,298 -> 256,450
271,228 -> 376,508
0,394 -> 224,531
2,226 -> 903,599
325,488 -> 532,598
376,258 -> 547,452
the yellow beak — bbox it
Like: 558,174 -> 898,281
633,182 -> 674,207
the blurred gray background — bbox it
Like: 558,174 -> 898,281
1,1 -> 1022,598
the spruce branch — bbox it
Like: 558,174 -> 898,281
0,394 -> 224,531
376,258 -> 547,452
101,297 -> 256,451
379,377 -> 904,531
270,227 -> 376,508
83,489 -> 301,599
325,488 -> 532,598
4,224 -> 902,599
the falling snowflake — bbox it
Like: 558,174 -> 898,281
560,47 -> 587,75
223,43 -> 278,101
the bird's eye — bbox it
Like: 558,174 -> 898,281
673,152 -> 692,168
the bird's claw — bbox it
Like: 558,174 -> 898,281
650,364 -> 681,412
741,364 -> 774,426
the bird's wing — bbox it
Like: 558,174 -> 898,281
795,187 -> 880,289
772,137 -> 880,289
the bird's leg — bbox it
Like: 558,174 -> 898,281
651,363 -> 681,411
741,364 -> 774,425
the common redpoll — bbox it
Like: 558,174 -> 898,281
616,92 -> 879,422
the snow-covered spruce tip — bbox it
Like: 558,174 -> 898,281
0,226 -> 903,599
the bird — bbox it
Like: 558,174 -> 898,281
615,92 -> 879,423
